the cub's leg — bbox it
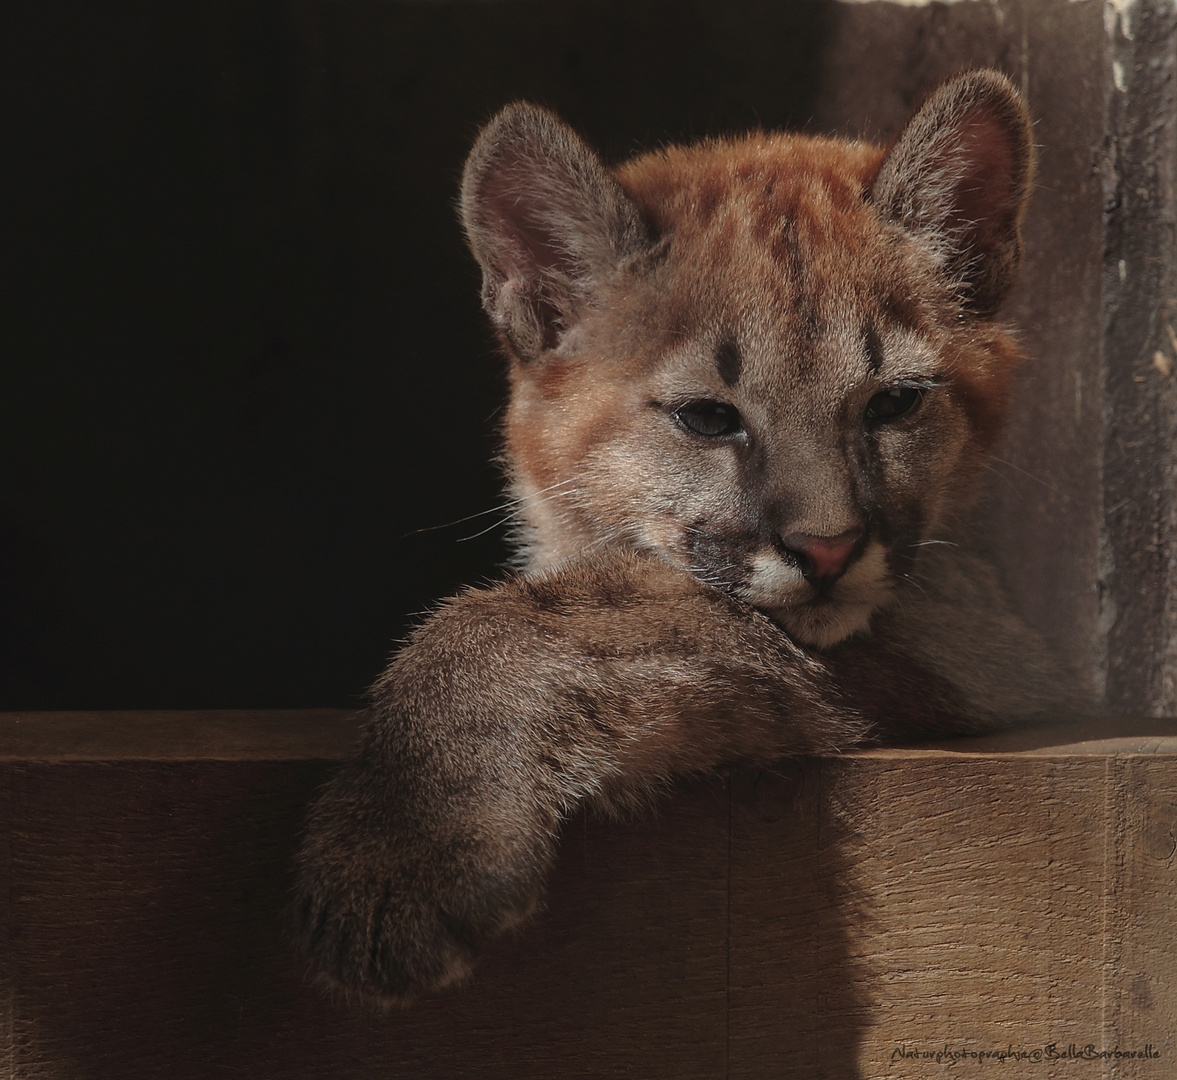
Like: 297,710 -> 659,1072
293,552 -> 867,1005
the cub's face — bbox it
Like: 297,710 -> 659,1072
463,74 -> 1031,649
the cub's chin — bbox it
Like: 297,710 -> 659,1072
770,596 -> 880,650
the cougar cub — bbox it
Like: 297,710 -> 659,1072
294,70 -> 1067,1005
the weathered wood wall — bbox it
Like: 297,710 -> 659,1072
813,0 -> 1177,718
2,711 -> 1174,1078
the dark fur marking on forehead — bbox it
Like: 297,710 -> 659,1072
716,335 -> 743,386
772,221 -> 822,348
864,324 -> 885,374
883,289 -> 930,335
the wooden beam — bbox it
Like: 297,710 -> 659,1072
2,712 -> 1174,1077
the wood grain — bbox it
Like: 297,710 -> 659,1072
0,710 -> 360,761
1,712 -> 1175,1078
2,745 -> 729,1079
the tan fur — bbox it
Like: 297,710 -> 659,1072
293,71 -> 1073,1006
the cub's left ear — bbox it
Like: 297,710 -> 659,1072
872,69 -> 1034,316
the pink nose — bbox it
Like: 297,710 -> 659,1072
781,530 -> 862,581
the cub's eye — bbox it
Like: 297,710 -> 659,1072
674,400 -> 743,438
865,385 -> 923,423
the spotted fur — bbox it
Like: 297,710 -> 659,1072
293,71 -> 1071,1006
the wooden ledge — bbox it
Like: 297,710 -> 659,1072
873,715 -> 1177,756
2,710 -> 1174,761
3,712 -> 1175,1078
0,709 -> 362,761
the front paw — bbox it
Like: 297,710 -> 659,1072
291,758 -> 552,1007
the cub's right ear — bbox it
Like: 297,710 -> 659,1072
461,104 -> 650,363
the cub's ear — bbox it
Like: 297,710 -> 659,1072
461,103 -> 650,362
871,69 -> 1034,317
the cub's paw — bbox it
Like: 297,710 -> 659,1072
291,762 -> 552,1007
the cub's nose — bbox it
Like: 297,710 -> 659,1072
780,530 -> 863,582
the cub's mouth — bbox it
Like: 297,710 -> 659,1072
673,525 -> 896,648
740,540 -> 896,649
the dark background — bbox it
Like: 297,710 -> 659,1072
4,1 -> 847,709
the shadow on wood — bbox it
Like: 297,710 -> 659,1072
3,712 -> 1175,1078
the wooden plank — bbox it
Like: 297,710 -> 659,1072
1,764 -> 12,1080
833,756 -> 1106,1078
1104,756 -> 1177,1066
4,757 -> 729,1079
728,760 -> 863,1079
0,710 -> 361,761
729,749 -> 1177,1079
2,713 -> 1176,1078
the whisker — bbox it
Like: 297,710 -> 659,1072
456,487 -> 579,543
986,455 -> 1066,498
456,518 -> 513,543
978,461 -> 1022,496
403,478 -> 577,538
896,572 -> 929,599
568,527 -> 622,563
